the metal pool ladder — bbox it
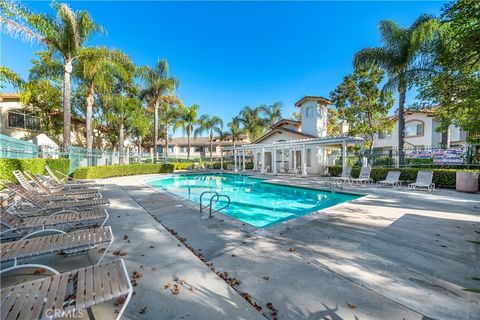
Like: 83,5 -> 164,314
200,191 -> 231,218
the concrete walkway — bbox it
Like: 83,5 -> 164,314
109,172 -> 480,320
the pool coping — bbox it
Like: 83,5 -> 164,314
142,172 -> 370,234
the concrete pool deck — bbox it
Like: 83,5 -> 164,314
2,171 -> 479,319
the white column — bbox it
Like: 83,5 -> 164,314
234,149 -> 238,172
220,149 -> 224,170
242,148 -> 246,172
253,150 -> 258,171
281,147 -> 285,173
293,148 -> 297,173
272,147 -> 277,174
342,141 -> 347,169
261,147 -> 266,174
301,144 -> 307,177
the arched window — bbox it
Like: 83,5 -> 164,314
306,106 -> 313,118
405,120 -> 424,137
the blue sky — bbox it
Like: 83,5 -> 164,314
2,1 -> 447,132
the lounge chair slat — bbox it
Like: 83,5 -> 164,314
84,265 -> 95,308
1,284 -> 23,319
114,260 -> 130,295
30,276 -> 52,320
44,274 -> 61,312
53,272 -> 71,312
18,278 -> 44,320
7,281 -> 35,320
93,264 -> 104,304
101,260 -> 113,300
76,267 -> 86,310
108,260 -> 120,297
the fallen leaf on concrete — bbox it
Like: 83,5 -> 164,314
262,276 -> 269,281
123,235 -> 129,241
288,248 -> 295,252
346,303 -> 357,309
132,271 -> 143,279
164,283 -> 171,289
114,297 -> 126,306
113,250 -> 127,256
34,268 -> 46,275
149,245 -> 155,248
139,306 -> 147,314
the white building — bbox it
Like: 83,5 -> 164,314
224,96 -> 362,176
373,109 -> 468,150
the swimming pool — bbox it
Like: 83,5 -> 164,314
146,173 -> 361,228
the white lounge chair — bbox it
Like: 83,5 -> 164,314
1,226 -> 113,275
1,259 -> 132,320
330,166 -> 352,185
349,166 -> 373,186
408,170 -> 435,192
377,171 -> 402,188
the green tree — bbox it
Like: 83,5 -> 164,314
354,15 -> 437,164
19,79 -> 63,141
1,1 -> 102,146
227,116 -> 243,146
260,101 -> 283,127
291,110 -> 302,122
330,66 -> 394,159
174,103 -> 199,160
239,106 -> 268,142
76,47 -> 134,151
195,114 -> 223,163
0,65 -> 24,89
131,107 -> 151,163
416,0 -> 480,139
139,59 -> 178,162
158,95 -> 181,159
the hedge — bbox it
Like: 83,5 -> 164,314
327,166 -> 479,189
73,163 -> 175,179
0,158 -> 70,183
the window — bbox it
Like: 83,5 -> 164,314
306,106 -> 313,118
194,147 -> 203,153
179,146 -> 188,153
405,120 -> 424,137
8,109 -> 40,131
168,146 -> 174,153
306,148 -> 312,167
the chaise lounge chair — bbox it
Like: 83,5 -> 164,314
1,259 -> 132,320
408,170 -> 435,192
44,165 -> 103,189
1,226 -> 113,275
329,166 -> 352,185
13,171 -> 101,201
376,171 -> 402,188
349,166 -> 373,186
1,182 -> 109,213
0,209 -> 109,239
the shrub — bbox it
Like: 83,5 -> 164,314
327,165 -> 479,188
0,158 -> 70,183
73,163 -> 175,179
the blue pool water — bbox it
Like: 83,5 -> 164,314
146,173 -> 361,228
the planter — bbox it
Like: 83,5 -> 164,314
456,171 -> 479,193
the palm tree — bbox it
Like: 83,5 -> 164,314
158,95 -> 181,159
0,65 -> 24,89
1,1 -> 102,146
239,106 -> 268,142
194,114 -> 223,164
260,101 -> 283,127
227,116 -> 243,146
131,107 -> 151,163
353,16 -> 437,165
174,103 -> 199,160
76,47 -> 134,151
139,59 -> 178,163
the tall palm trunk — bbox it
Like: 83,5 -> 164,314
85,84 -> 94,151
154,101 -> 159,163
164,121 -> 169,161
63,60 -> 73,148
187,126 -> 191,161
119,122 -> 125,164
138,137 -> 142,163
398,83 -> 406,166
210,131 -> 213,164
